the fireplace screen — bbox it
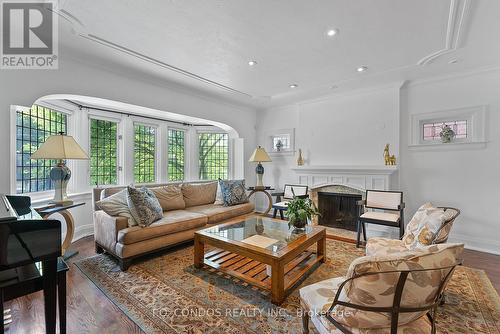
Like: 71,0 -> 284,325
318,192 -> 362,231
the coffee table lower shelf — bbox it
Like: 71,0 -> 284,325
203,248 -> 324,298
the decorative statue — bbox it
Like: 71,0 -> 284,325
275,139 -> 283,152
439,124 -> 456,143
297,148 -> 304,166
383,144 -> 397,165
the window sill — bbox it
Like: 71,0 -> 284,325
408,141 -> 487,151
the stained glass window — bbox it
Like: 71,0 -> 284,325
423,120 -> 467,141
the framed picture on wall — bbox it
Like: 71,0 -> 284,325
266,128 -> 295,155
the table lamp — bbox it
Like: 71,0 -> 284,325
31,132 -> 89,205
248,146 -> 272,188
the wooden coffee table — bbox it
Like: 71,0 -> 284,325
194,216 -> 326,305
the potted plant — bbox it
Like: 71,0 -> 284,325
286,197 -> 320,231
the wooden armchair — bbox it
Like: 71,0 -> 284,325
356,190 -> 405,247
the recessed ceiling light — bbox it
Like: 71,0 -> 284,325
326,29 -> 339,37
357,66 -> 368,72
248,60 -> 257,66
289,84 -> 298,88
330,85 -> 338,89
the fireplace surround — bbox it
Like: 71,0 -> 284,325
318,192 -> 362,231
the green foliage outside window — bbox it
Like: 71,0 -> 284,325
134,124 -> 156,183
168,129 -> 185,181
16,105 -> 67,193
198,133 -> 228,180
90,119 -> 118,186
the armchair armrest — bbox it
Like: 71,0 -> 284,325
398,202 -> 406,210
271,192 -> 284,197
93,210 -> 129,252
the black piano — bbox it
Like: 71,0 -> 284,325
0,194 -> 67,334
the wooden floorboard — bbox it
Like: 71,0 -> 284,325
4,236 -> 499,333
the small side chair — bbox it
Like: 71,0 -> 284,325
272,184 -> 308,220
356,190 -> 404,247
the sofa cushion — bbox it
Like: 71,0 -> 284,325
185,202 -> 254,224
96,189 -> 137,227
181,182 -> 217,207
117,210 -> 208,245
150,185 -> 186,211
127,186 -> 164,227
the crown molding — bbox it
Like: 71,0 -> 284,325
417,0 -> 471,65
406,65 -> 500,87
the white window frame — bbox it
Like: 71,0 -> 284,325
166,125 -> 188,182
10,105 -> 74,200
409,105 -> 487,150
132,118 -> 159,185
88,113 -> 122,187
196,128 -> 232,181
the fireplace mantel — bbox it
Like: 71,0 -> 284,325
291,165 -> 398,192
291,165 -> 398,175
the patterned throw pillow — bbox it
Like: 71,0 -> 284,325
219,179 -> 249,207
127,186 -> 163,227
402,203 -> 446,249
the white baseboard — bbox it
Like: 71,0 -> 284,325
73,223 -> 94,242
448,233 -> 500,255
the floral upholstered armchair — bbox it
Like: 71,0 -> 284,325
299,243 -> 464,334
365,203 -> 460,257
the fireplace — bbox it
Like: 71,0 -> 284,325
317,192 -> 362,231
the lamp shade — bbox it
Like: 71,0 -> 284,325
248,146 -> 272,162
31,134 -> 89,160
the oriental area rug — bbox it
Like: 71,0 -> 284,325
76,240 -> 500,334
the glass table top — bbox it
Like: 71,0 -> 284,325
201,217 -> 315,253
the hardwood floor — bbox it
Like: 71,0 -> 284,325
4,236 -> 500,334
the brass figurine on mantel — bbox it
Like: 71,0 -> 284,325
297,148 -> 304,166
383,144 -> 397,165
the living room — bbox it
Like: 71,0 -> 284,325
0,1 -> 499,333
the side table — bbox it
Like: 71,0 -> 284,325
36,202 -> 85,260
247,186 -> 274,215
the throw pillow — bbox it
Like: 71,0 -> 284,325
219,179 -> 249,206
402,202 -> 446,249
96,189 -> 138,227
127,186 -> 163,227
150,185 -> 186,211
214,179 -> 224,205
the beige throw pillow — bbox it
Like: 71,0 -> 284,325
181,182 -> 217,207
150,185 -> 185,211
96,189 -> 138,227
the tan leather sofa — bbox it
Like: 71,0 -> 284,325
92,181 -> 254,270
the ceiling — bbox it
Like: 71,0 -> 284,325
56,0 -> 500,108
